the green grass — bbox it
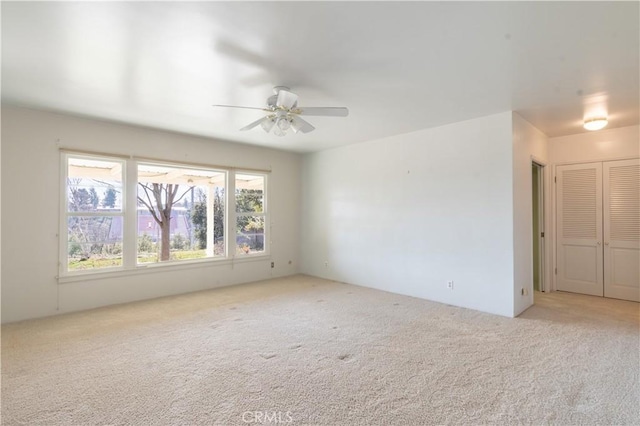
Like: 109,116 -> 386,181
68,250 -> 208,270
136,249 -> 207,262
170,250 -> 207,260
68,257 -> 123,270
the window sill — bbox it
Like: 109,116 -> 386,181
57,254 -> 270,284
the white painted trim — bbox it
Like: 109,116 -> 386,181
227,170 -> 237,260
123,159 -> 137,269
543,162 -> 553,293
531,156 -> 552,293
60,152 -> 127,276
58,153 -> 68,278
134,155 -> 272,174
553,156 -> 639,167
59,148 -> 272,174
233,170 -> 270,257
533,158 -> 554,294
531,160 -> 546,292
530,155 -> 547,167
59,148 -> 130,159
57,254 -> 270,284
551,164 -> 558,291
58,152 -> 273,280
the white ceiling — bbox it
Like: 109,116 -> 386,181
2,2 -> 638,153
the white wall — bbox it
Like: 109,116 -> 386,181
301,112 -> 516,317
512,113 -> 549,316
549,125 -> 639,164
0,108 -> 2,322
1,106 -> 302,323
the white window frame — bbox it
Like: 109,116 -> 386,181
59,151 -> 270,280
60,152 -> 127,275
233,171 -> 269,257
135,160 -> 228,264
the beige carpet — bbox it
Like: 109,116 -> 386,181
2,275 -> 639,425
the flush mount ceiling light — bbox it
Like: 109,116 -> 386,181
583,117 -> 608,131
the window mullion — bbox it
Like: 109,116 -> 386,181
123,158 -> 138,269
227,170 -> 236,259
264,174 -> 269,254
206,183 -> 215,257
59,154 -> 69,276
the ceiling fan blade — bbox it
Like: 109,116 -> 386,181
294,107 -> 349,117
290,115 -> 315,134
215,39 -> 268,69
212,105 -> 269,112
276,90 -> 298,109
240,116 -> 269,131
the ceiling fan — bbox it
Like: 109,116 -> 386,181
213,86 -> 349,136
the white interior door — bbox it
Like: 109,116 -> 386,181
556,163 -> 603,296
603,159 -> 640,302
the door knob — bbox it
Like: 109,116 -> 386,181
597,242 -> 601,245
605,242 -> 609,246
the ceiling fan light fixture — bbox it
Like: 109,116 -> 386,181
583,117 -> 608,131
290,119 -> 301,134
277,116 -> 291,132
261,116 -> 276,133
214,86 -> 349,136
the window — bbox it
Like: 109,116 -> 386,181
235,173 -> 267,255
64,154 -> 125,271
137,163 -> 226,264
61,152 -> 268,276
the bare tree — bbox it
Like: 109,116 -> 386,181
137,183 -> 192,261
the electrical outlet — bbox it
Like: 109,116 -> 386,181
324,261 -> 329,268
447,280 -> 454,290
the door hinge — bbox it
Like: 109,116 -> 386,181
555,267 -> 557,275
541,232 -> 544,238
554,176 -> 557,183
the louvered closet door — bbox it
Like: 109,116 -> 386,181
556,163 -> 603,296
604,159 -> 640,302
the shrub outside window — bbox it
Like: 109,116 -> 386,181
137,163 -> 226,264
62,152 -> 268,276
235,173 -> 267,255
64,155 -> 125,271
